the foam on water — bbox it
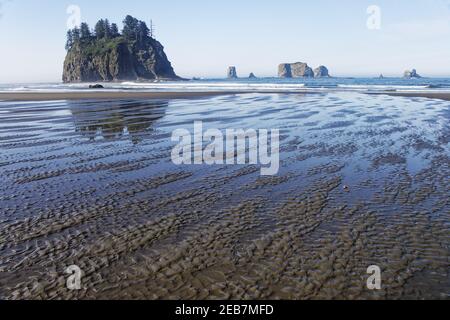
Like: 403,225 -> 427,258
2,77 -> 450,94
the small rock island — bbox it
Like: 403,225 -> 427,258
279,62 -> 330,78
63,15 -> 180,83
227,66 -> 238,79
404,69 -> 421,78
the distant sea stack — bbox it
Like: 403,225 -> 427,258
314,66 -> 330,78
63,15 -> 180,83
249,73 -> 257,79
227,66 -> 238,79
404,69 -> 421,78
278,64 -> 292,78
279,62 -> 314,78
279,62 -> 329,78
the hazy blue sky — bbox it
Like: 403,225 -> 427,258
1,0 -> 450,82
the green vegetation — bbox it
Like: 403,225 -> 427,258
65,15 -> 152,52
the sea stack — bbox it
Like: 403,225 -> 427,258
278,62 -> 314,78
227,66 -> 238,79
63,15 -> 180,82
278,64 -> 292,78
404,69 -> 421,78
314,66 -> 330,78
249,73 -> 257,79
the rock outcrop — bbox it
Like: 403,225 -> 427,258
249,73 -> 257,79
314,66 -> 330,78
278,62 -> 316,78
278,64 -> 293,78
291,62 -> 314,78
404,69 -> 421,78
227,66 -> 238,79
89,84 -> 104,89
63,26 -> 179,82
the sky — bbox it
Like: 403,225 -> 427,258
1,0 -> 450,83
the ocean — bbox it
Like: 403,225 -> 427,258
0,80 -> 449,299
2,77 -> 450,93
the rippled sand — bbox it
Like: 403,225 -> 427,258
0,93 -> 449,300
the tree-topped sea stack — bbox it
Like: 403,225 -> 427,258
63,15 -> 180,82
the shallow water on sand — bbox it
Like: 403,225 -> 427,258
0,92 -> 449,300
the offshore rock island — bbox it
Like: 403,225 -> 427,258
63,16 -> 180,83
278,62 -> 330,78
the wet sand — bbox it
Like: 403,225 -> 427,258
0,91 -> 253,101
2,90 -> 450,102
369,91 -> 450,101
0,93 -> 449,300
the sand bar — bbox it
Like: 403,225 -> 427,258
0,90 -> 319,101
1,90 -> 450,102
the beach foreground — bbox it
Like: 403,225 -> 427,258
0,92 -> 449,299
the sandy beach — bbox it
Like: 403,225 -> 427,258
2,90 -> 450,101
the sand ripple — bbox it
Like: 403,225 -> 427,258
0,93 -> 449,299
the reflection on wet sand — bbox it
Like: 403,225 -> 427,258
69,100 -> 168,144
0,93 -> 448,300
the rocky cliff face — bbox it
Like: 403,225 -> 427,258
63,37 -> 179,83
278,62 -> 314,78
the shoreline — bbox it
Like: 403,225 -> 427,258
1,90 -> 450,101
0,91 -> 254,101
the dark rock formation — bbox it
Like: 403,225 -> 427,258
279,62 -> 314,78
404,69 -> 421,78
89,84 -> 104,89
314,66 -> 330,78
227,66 -> 238,79
63,36 -> 179,83
249,73 -> 257,79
